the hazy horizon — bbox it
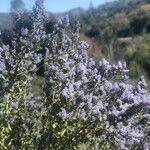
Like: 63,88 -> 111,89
0,0 -> 115,13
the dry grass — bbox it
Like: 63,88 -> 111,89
80,33 -> 103,62
140,4 -> 150,12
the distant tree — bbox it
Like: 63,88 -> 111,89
10,0 -> 25,13
88,1 -> 96,25
89,1 -> 94,12
10,0 -> 34,36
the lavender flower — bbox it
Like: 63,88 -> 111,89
0,0 -> 149,149
58,15 -> 70,27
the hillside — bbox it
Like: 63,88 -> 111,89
66,0 -> 150,81
0,13 -> 13,30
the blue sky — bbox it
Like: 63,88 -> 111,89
0,0 -> 114,13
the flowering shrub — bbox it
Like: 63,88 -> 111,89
0,0 -> 150,149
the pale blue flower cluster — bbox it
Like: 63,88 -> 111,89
0,0 -> 149,149
43,9 -> 150,149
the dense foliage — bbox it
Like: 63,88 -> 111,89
0,0 -> 150,149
